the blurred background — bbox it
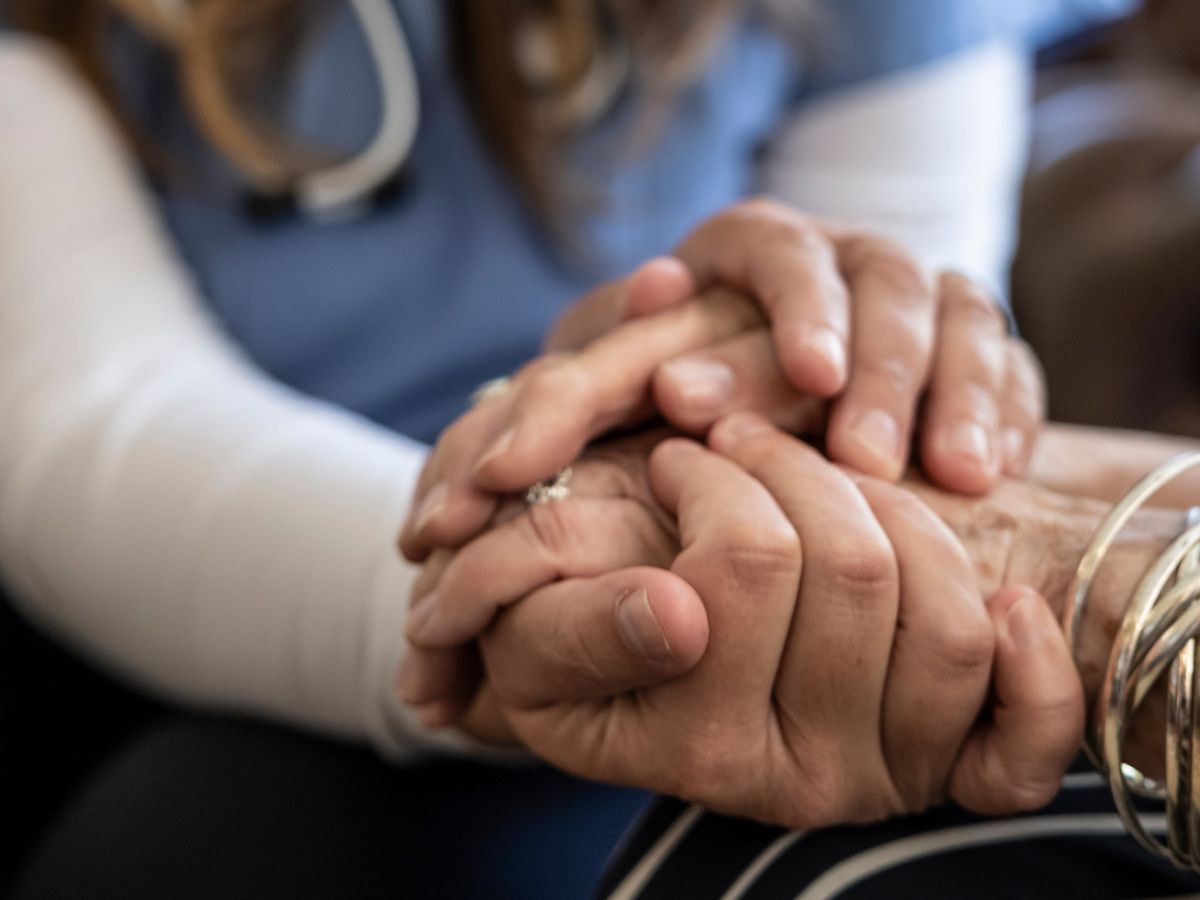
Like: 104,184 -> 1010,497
1013,0 -> 1200,436
2,0 -> 1199,890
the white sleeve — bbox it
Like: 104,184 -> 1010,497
0,37 -> 478,760
758,40 -> 1032,297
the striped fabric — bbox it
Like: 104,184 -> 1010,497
599,762 -> 1200,899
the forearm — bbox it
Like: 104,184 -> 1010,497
1029,423 -> 1200,507
0,37 -> 474,759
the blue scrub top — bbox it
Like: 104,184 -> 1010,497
114,0 -> 1136,444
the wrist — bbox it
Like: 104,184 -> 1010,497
990,483 -> 1184,777
911,477 -> 1184,776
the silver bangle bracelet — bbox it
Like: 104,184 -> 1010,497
1062,451 -> 1200,869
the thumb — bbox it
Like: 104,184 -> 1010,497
950,586 -> 1085,815
481,566 -> 709,709
544,257 -> 695,352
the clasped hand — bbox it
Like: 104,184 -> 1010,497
402,417 -> 1081,827
395,201 -> 1082,830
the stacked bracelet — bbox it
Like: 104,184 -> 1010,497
1063,452 -> 1200,869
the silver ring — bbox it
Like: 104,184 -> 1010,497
470,376 -> 513,408
525,467 -> 573,506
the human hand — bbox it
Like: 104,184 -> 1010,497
445,417 -> 1081,825
398,428 -> 693,727
399,423 -> 1068,736
399,201 -> 1044,562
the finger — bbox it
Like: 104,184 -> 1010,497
482,566 -> 709,707
397,549 -> 483,720
920,272 -> 1008,495
544,257 -> 696,353
470,286 -> 762,492
708,414 -> 898,762
653,330 -> 826,435
410,545 -> 454,601
856,478 -> 994,808
950,586 -> 1085,815
498,438 -> 800,803
648,437 -> 801,705
825,237 -> 936,481
406,497 -> 675,649
397,367 -> 526,560
395,642 -> 483,729
999,338 -> 1047,476
674,199 -> 850,396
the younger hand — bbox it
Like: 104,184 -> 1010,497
400,202 -> 1045,562
412,419 -> 1082,825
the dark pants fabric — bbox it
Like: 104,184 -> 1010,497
2,590 -> 647,899
1,591 -> 163,888
9,716 -> 647,900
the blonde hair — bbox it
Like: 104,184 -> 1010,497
12,0 -> 742,217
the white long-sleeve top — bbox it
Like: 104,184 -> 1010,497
0,38 -> 472,758
760,39 -> 1032,298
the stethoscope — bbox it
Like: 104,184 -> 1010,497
157,0 -> 419,222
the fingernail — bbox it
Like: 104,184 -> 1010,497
801,326 -> 847,386
1003,428 -> 1025,470
413,482 -> 448,535
660,359 -> 735,410
474,427 -> 517,476
406,590 -> 441,642
616,588 -> 674,663
848,409 -> 900,469
395,655 -> 422,703
942,421 -> 992,468
1006,592 -> 1043,651
715,411 -> 772,444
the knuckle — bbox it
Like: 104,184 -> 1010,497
680,518 -> 802,591
929,602 -> 996,675
826,534 -> 897,597
691,197 -> 795,249
855,241 -> 932,299
941,275 -> 1006,333
523,358 -> 594,410
733,195 -> 791,223
520,501 -> 583,558
723,528 -> 803,585
949,379 -> 1003,420
760,216 -> 824,255
857,353 -> 923,399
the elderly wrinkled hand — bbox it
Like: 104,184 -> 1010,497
401,416 -> 1082,827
